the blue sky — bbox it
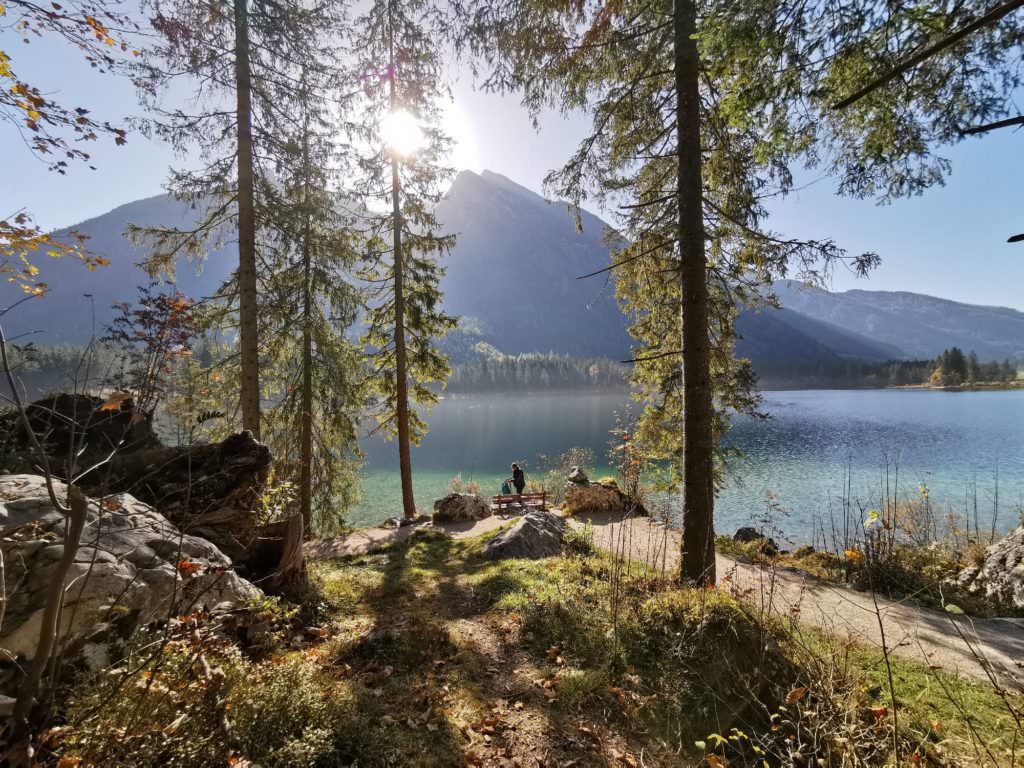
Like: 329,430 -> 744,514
4,26 -> 1023,310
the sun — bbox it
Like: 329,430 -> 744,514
381,109 -> 425,158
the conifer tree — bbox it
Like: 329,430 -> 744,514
132,0 -> 318,438
352,0 -> 456,520
259,53 -> 365,536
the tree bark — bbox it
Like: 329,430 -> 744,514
8,486 -> 88,764
298,111 -> 314,534
389,17 -> 416,521
674,0 -> 716,585
392,156 -> 417,520
234,0 -> 261,439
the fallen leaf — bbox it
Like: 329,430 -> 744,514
705,755 -> 727,768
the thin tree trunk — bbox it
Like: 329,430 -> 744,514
298,107 -> 314,534
234,0 -> 260,439
675,0 -> 715,585
392,156 -> 416,520
389,13 -> 416,521
8,486 -> 88,764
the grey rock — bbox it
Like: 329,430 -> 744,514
0,474 -> 260,661
567,466 -> 589,485
485,510 -> 565,561
955,526 -> 1024,612
432,493 -> 491,524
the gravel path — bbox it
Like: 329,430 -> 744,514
579,511 -> 1024,689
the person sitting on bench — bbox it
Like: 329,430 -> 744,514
511,463 -> 525,497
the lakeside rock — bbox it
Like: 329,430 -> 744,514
733,527 -> 779,557
485,509 -> 564,560
564,477 -> 648,518
0,474 -> 260,663
432,493 -> 491,523
954,526 -> 1024,612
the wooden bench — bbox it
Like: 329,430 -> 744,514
491,491 -> 547,511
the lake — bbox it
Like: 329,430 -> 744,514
351,389 -> 1024,542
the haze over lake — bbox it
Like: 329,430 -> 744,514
354,389 -> 1024,541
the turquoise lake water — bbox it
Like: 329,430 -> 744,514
351,389 -> 1024,542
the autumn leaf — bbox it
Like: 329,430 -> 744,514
99,391 -> 131,411
784,686 -> 807,704
176,558 -> 201,577
705,754 -> 727,768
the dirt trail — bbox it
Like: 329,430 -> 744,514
309,510 -> 1024,689
580,512 -> 1024,689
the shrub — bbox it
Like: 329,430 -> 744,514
447,473 -> 481,495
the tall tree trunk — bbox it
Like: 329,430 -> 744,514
389,41 -> 416,520
674,0 -> 715,585
298,112 -> 314,534
234,0 -> 260,439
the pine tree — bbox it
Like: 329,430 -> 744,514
132,0 -> 318,438
256,28 -> 367,537
468,0 -> 876,583
353,0 -> 456,520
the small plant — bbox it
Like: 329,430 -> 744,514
447,473 -> 481,495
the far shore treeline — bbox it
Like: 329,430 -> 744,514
5,342 -> 1019,399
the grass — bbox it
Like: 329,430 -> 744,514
52,526 -> 1022,767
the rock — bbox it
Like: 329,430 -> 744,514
733,527 -> 779,556
0,474 -> 261,662
564,482 -> 647,518
954,526 -> 1024,612
432,493 -> 491,523
567,466 -> 589,485
485,510 -> 565,560
0,395 -> 272,567
399,513 -> 432,527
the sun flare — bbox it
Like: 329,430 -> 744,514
381,109 -> 425,157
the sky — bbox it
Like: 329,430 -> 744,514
4,23 -> 1023,311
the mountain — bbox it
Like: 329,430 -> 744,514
1,195 -> 234,343
436,170 -> 632,358
774,280 -> 1024,361
6,171 -> 1019,383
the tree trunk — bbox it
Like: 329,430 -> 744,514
389,26 -> 417,521
674,0 -> 716,585
8,486 -> 88,764
234,0 -> 261,439
392,153 -> 416,520
298,113 -> 314,534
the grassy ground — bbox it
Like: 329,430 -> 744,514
53,526 -> 1022,767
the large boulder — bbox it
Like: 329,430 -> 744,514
432,493 -> 491,523
0,396 -> 272,566
0,474 -> 260,662
564,479 -> 648,518
954,526 -> 1024,612
485,510 -> 565,560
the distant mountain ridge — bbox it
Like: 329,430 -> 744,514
4,171 -> 1020,385
774,280 -> 1024,360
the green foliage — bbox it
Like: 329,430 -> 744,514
448,352 -> 629,393
353,0 -> 456,448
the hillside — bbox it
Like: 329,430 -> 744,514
4,173 -> 1018,378
436,170 -> 632,358
774,280 -> 1024,360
